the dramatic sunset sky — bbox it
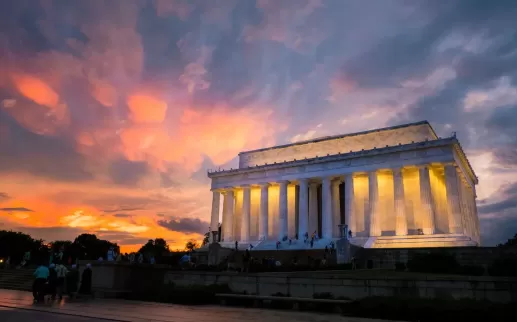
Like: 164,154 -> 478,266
0,0 -> 516,252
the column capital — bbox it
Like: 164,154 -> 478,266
332,177 -> 344,185
298,178 -> 309,183
240,184 -> 251,190
416,163 -> 431,170
258,182 -> 270,187
443,162 -> 458,168
308,181 -> 319,188
392,167 -> 404,175
277,180 -> 290,185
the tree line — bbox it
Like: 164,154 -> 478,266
0,229 -> 209,265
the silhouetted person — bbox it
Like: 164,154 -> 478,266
48,263 -> 57,300
33,263 -> 49,303
79,263 -> 92,295
66,264 -> 79,298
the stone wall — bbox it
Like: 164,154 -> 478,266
81,262 -> 517,303
239,122 -> 436,168
164,270 -> 517,303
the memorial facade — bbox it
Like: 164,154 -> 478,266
207,121 -> 480,250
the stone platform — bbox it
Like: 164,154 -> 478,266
351,234 -> 478,249
0,289 -> 389,322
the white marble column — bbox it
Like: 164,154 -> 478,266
444,163 -> 462,234
331,178 -> 342,238
278,181 -> 289,240
259,183 -> 269,241
241,185 -> 251,242
368,171 -> 381,237
456,173 -> 469,236
392,168 -> 408,236
210,190 -> 220,243
298,179 -> 309,237
308,182 -> 319,235
222,189 -> 235,241
344,173 -> 355,237
419,165 -> 435,235
321,177 -> 333,239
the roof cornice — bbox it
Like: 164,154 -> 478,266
238,120 -> 434,155
209,137 -> 459,178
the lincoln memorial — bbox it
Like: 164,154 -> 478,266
207,121 -> 480,250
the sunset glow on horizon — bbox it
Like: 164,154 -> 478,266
1,0 -> 517,251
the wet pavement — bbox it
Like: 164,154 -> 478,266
0,289 -> 395,322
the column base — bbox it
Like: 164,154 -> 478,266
423,228 -> 435,235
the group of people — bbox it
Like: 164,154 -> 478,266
32,262 -> 92,303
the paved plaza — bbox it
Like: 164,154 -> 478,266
0,289 -> 396,322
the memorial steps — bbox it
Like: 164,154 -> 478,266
350,234 -> 478,249
0,268 -> 33,291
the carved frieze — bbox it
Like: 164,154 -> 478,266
212,143 -> 454,189
239,123 -> 436,168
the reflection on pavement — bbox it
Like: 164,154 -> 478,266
0,289 -> 393,322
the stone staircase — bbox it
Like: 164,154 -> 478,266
363,234 -> 478,249
0,269 -> 33,291
252,238 -> 337,251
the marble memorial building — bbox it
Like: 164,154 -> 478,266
208,121 -> 480,250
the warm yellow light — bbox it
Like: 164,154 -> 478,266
429,166 -> 449,233
402,168 -> 421,231
377,171 -> 395,233
353,175 -> 368,234
268,185 -> 279,238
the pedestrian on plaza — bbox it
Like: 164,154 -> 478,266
32,263 -> 49,303
55,263 -> 68,300
79,263 -> 92,295
66,264 -> 80,298
48,263 -> 58,300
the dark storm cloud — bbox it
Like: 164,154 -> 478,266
479,182 -> 517,245
0,109 -> 93,182
113,213 -> 132,218
0,192 -> 10,201
94,231 -> 150,245
0,207 -> 33,212
484,105 -> 517,167
108,158 -> 151,186
479,183 -> 517,215
157,217 -> 209,234
16,226 -> 85,242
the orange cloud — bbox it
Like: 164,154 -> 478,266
127,94 -> 168,123
91,81 -> 118,107
11,74 -> 60,109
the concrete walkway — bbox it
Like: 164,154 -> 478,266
0,289 -> 399,322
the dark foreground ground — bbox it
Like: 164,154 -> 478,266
0,289 -> 393,322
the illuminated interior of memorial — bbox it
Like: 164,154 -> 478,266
207,121 -> 480,250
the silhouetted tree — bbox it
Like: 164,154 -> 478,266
138,238 -> 170,262
498,233 -> 517,247
202,232 -> 210,246
185,239 -> 198,251
0,230 -> 47,264
73,233 -> 119,260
